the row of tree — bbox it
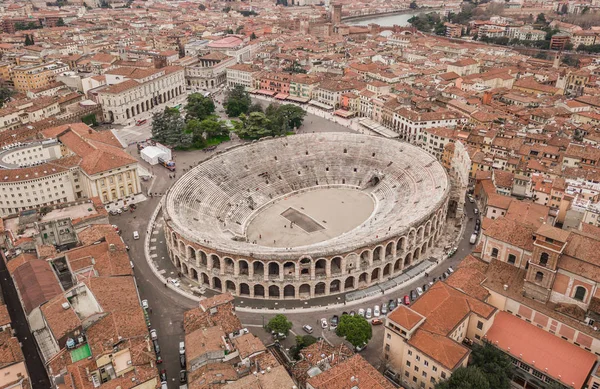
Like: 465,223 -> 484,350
151,93 -> 229,149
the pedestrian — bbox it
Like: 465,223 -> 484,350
149,307 -> 153,314
259,234 -> 262,239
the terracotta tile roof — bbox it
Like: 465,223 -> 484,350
0,305 -> 10,328
6,253 -> 37,275
536,223 -> 570,243
225,364 -> 294,389
505,201 -> 549,228
408,329 -> 469,371
445,267 -> 489,301
185,326 -> 226,363
486,193 -> 513,210
199,293 -> 234,311
306,354 -> 395,389
0,332 -> 24,369
387,305 -> 424,331
485,312 -> 596,389
12,259 -> 63,314
184,302 -> 241,336
231,333 -> 265,360
41,295 -> 81,342
484,218 -> 535,251
187,362 -> 237,389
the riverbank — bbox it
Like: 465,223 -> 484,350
344,7 -> 441,26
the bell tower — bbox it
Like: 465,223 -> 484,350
523,224 -> 569,302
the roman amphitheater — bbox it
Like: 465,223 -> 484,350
164,133 -> 450,300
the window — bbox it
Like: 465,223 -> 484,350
540,252 -> 549,267
413,377 -> 417,383
422,371 -> 427,378
477,321 -> 483,330
424,361 -> 429,367
386,333 -> 391,339
385,344 -> 390,351
408,350 -> 412,356
416,355 -> 420,361
432,366 -> 437,372
414,366 -> 419,372
406,361 -> 411,367
535,272 -> 544,282
507,254 -> 516,265
441,372 -> 446,379
574,286 -> 586,301
405,371 -> 410,378
491,248 -> 499,258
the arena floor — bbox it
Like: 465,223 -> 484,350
246,188 -> 375,248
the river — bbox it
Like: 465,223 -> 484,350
346,11 -> 423,27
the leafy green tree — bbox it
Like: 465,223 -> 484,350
0,84 -> 14,108
335,314 -> 372,348
248,102 -> 263,113
24,35 -> 33,46
250,32 -> 257,40
224,85 -> 252,117
185,93 -> 215,121
469,343 -> 513,389
199,117 -> 229,139
267,314 -> 292,335
435,366 -> 490,389
226,28 -> 234,34
232,112 -> 272,139
536,13 -> 547,25
198,4 -> 206,10
276,104 -> 306,130
151,107 -> 190,148
291,335 -> 318,359
409,0 -> 418,9
184,119 -> 206,148
56,18 -> 66,26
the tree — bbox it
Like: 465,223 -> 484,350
267,314 -> 292,335
24,34 -> 33,46
185,93 -> 215,121
199,117 -> 229,139
536,13 -> 547,25
198,4 -> 205,10
335,315 -> 372,348
235,25 -> 243,34
276,104 -> 306,130
151,107 -> 190,148
0,84 -> 14,108
290,335 -> 317,359
232,112 -> 272,139
56,17 -> 65,27
248,102 -> 263,113
409,0 -> 418,9
435,366 -> 490,389
469,343 -> 513,389
250,32 -> 257,40
183,119 -> 206,148
224,85 -> 252,117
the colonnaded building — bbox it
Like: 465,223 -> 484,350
164,133 -> 450,299
0,123 -> 141,217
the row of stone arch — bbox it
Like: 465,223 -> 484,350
171,238 -> 433,298
124,86 -> 184,120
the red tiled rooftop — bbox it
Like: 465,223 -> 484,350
485,312 -> 596,389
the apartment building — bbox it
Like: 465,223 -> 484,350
0,123 -> 141,216
185,52 -> 235,90
226,63 -> 260,89
12,62 -> 69,93
0,97 -> 61,132
421,127 -> 457,159
384,282 -> 497,389
391,109 -> 467,144
97,66 -> 186,125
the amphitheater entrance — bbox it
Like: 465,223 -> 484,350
254,285 -> 265,297
299,284 -> 311,298
269,285 -> 280,298
283,285 -> 295,299
246,188 -> 374,248
240,283 -> 250,296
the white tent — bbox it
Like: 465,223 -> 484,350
140,146 -> 167,165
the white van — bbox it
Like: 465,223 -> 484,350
133,231 -> 140,240
470,233 -> 478,244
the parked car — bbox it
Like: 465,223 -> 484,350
371,319 -> 383,326
388,299 -> 396,311
470,233 -> 478,244
160,381 -> 167,389
416,287 -> 423,296
423,284 -> 428,292
474,208 -> 479,215
303,324 -> 314,334
150,329 -> 157,340
365,308 -> 372,319
448,266 -> 454,274
320,318 -> 328,329
133,231 -> 140,240
160,369 -> 167,382
404,295 -> 411,306
169,278 -> 181,287
179,341 -> 185,355
381,302 -> 388,315
330,315 -> 339,328
474,224 -> 480,233
116,208 -> 122,215
358,308 -> 365,317
349,310 -> 356,316
410,290 -> 417,301
373,305 -> 380,317
355,342 -> 367,352
136,119 -> 147,126
179,370 -> 187,384
397,297 -> 403,306
468,195 -> 475,203
156,355 -> 163,364
179,354 -> 186,369
475,218 -> 481,226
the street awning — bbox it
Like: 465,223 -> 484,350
256,89 -> 276,96
334,109 -> 355,118
358,118 -> 399,138
309,100 -> 334,110
286,96 -> 310,103
275,93 -> 289,100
